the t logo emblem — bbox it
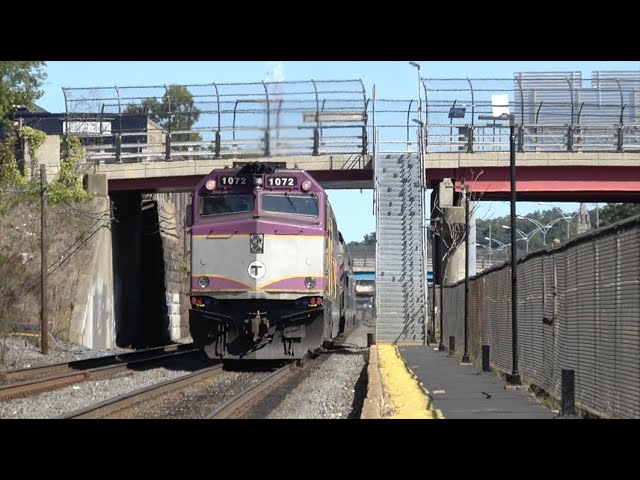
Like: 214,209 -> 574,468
247,260 -> 266,279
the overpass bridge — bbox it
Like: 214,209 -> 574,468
33,71 -> 640,346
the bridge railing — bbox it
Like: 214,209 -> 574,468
424,122 -> 640,153
62,80 -> 369,164
420,73 -> 640,153
63,72 -> 640,165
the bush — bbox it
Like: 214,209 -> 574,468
47,136 -> 90,204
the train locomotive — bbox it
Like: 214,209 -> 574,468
188,163 -> 356,360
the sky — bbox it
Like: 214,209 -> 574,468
35,61 -> 640,242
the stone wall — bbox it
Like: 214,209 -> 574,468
157,200 -> 190,340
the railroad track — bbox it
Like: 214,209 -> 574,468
63,357 -> 309,419
206,362 -> 297,419
61,363 -> 225,419
0,343 -> 202,401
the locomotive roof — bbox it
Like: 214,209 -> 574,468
195,164 -> 321,192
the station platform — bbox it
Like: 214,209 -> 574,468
362,340 -> 556,419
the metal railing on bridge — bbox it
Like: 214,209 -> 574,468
419,72 -> 640,153
62,80 -> 369,164
61,71 -> 640,167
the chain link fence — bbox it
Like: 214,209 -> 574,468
441,215 -> 640,418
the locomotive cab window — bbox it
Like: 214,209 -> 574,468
261,194 -> 318,217
200,194 -> 255,217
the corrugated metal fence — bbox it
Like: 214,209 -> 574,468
442,215 -> 640,418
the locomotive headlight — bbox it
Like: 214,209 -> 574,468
198,276 -> 209,288
250,233 -> 264,254
305,277 -> 316,289
301,180 -> 311,191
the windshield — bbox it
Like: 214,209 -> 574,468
199,194 -> 254,217
261,194 -> 318,217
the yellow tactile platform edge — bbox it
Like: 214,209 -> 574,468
372,344 -> 444,419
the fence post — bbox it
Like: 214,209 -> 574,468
482,345 -> 490,372
557,369 -> 578,418
215,130 -> 221,158
517,124 -> 524,152
264,131 -> 271,157
567,125 -> 573,152
115,133 -> 122,163
313,128 -> 319,156
466,126 -> 474,153
165,132 -> 171,161
362,125 -> 368,156
449,335 -> 455,354
617,125 -> 624,152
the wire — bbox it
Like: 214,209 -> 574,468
61,199 -> 114,220
0,185 -> 40,194
47,220 -> 111,274
47,331 -> 111,356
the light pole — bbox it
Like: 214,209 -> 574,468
410,61 -> 428,345
409,61 -> 423,169
507,113 -> 520,385
430,215 -> 446,352
517,215 -> 565,246
485,236 -> 508,261
460,183 -> 470,364
502,225 -> 539,253
481,112 -> 520,385
536,203 -> 580,241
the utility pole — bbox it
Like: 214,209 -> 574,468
507,115 -> 520,385
461,185 -> 470,364
40,164 -> 49,355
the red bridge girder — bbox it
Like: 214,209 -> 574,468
427,166 -> 640,202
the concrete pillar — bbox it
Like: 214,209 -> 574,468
68,195 -> 115,350
431,179 -> 476,284
25,135 -> 61,183
83,174 -> 108,196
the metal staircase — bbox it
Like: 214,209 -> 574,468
375,153 -> 426,343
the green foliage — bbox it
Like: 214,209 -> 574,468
348,231 -> 376,247
124,85 -> 202,143
0,139 -> 27,188
178,256 -> 190,275
363,232 -> 376,245
0,62 -> 47,126
18,126 -> 46,175
47,136 -> 90,204
598,203 -> 640,227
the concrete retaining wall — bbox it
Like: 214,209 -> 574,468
68,194 -> 115,349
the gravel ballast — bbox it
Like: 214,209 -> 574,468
266,349 -> 367,419
0,324 -> 373,419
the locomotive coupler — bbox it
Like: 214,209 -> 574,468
247,310 -> 269,342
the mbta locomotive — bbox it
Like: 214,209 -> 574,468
188,163 -> 356,360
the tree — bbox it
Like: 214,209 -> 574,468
124,85 -> 201,143
0,62 -> 47,126
599,203 -> 640,227
362,232 -> 376,245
